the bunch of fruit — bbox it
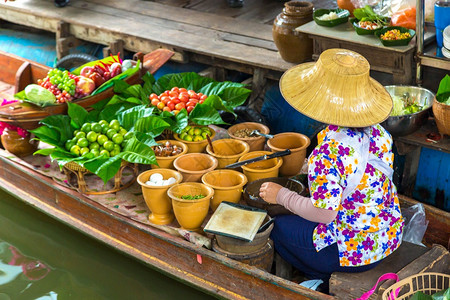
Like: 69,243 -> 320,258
149,87 -> 207,114
37,69 -> 85,103
178,125 -> 212,142
65,119 -> 132,158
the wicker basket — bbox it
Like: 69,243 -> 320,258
432,97 -> 450,136
63,160 -> 138,195
382,272 -> 450,300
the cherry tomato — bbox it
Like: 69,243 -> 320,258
198,93 -> 204,97
189,99 -> 198,104
199,100 -> 204,104
179,93 -> 189,103
170,87 -> 179,93
169,91 -> 179,98
151,99 -> 160,107
186,101 -> 196,107
173,109 -> 180,115
189,93 -> 199,100
167,101 -> 175,111
157,102 -> 165,110
161,96 -> 170,105
186,106 -> 195,113
200,94 -> 207,100
179,88 -> 187,93
175,102 -> 185,110
150,93 -> 158,99
163,106 -> 172,112
172,98 -> 181,104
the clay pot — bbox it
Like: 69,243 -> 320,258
201,169 -> 248,212
206,138 -> 250,169
173,126 -> 216,153
267,132 -> 310,177
272,1 -> 314,63
151,140 -> 188,170
137,169 -> 183,225
173,153 -> 218,182
238,151 -> 283,183
1,128 -> 38,157
227,122 -> 270,152
168,182 -> 214,232
215,216 -> 274,254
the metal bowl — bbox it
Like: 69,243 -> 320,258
381,86 -> 435,137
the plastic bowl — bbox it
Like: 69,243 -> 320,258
313,9 -> 350,27
381,85 -> 435,137
375,26 -> 416,47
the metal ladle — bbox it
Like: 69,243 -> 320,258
250,130 -> 274,139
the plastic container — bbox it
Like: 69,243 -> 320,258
435,0 -> 450,48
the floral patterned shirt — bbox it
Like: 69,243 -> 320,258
308,124 -> 404,267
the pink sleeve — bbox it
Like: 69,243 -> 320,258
276,187 -> 338,224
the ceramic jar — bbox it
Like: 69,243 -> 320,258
1,128 -> 38,157
272,1 -> 314,63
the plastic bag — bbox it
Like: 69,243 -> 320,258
402,203 -> 429,246
391,6 -> 416,30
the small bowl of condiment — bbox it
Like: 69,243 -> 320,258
313,8 -> 350,27
151,140 -> 188,170
227,122 -> 270,152
375,26 -> 416,46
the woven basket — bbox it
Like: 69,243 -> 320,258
432,97 -> 450,136
382,272 -> 450,300
63,160 -> 138,195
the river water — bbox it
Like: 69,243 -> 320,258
0,188 -> 215,299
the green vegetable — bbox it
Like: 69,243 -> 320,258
411,291 -> 432,300
353,5 -> 388,25
24,84 -> 56,106
181,194 -> 205,200
436,74 -> 450,105
391,95 -> 424,116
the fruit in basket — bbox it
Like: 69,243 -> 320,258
178,125 -> 211,142
76,77 -> 96,95
149,87 -> 207,114
65,119 -> 130,158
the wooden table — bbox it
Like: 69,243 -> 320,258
296,21 -> 416,84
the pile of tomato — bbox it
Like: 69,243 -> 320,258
149,87 -> 207,114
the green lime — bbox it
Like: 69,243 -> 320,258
109,119 -> 120,131
91,122 -> 102,133
65,140 -> 76,151
103,140 -> 114,152
184,135 -> 193,142
75,131 -> 85,139
201,132 -> 209,139
193,135 -> 203,142
97,134 -> 108,146
99,149 -> 110,157
89,142 -> 100,150
123,131 -> 133,140
77,138 -> 89,148
81,123 -> 91,133
90,149 -> 100,157
99,120 -> 108,127
202,128 -> 212,135
118,128 -> 127,136
106,128 -> 117,139
86,131 -> 98,143
182,125 -> 191,133
110,149 -> 120,157
179,133 -> 187,140
80,147 -> 90,156
188,128 -> 195,136
70,145 -> 81,156
112,133 -> 124,144
113,144 -> 121,152
193,128 -> 202,136
101,124 -> 109,134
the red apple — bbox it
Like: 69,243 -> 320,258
80,66 -> 95,78
76,76 -> 96,95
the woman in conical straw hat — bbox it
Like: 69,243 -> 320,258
259,49 -> 404,290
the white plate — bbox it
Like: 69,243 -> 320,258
442,46 -> 450,58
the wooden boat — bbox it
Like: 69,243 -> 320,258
0,151 -> 448,299
0,49 -> 174,130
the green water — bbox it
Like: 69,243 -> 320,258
0,188 -> 216,300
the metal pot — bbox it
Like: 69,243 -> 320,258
381,85 -> 435,137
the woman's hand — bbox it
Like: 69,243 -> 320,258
259,182 -> 283,204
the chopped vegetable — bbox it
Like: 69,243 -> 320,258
318,12 -> 339,21
358,20 -> 383,30
181,194 -> 205,200
353,5 -> 387,26
391,94 -> 424,116
381,29 -> 411,40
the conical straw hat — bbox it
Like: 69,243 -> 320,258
279,48 -> 392,127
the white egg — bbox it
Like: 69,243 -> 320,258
154,179 -> 164,186
145,181 -> 157,186
166,177 -> 176,185
150,173 -> 164,183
